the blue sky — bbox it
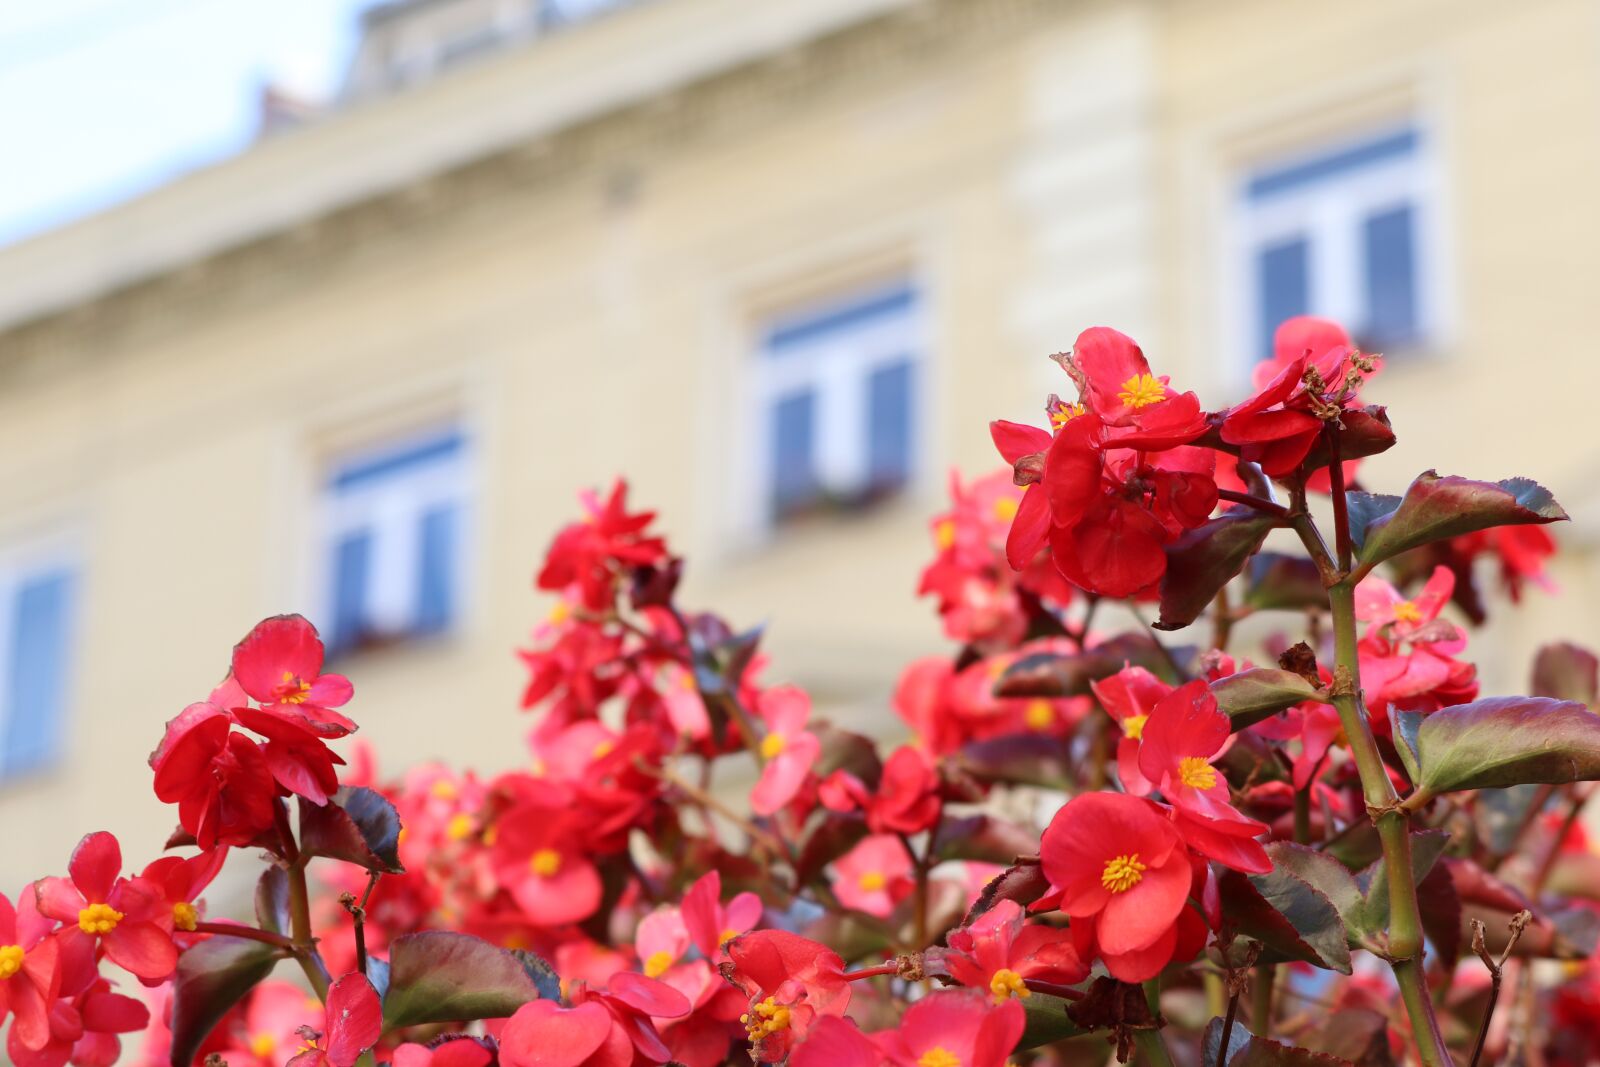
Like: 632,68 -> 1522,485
0,0 -> 374,246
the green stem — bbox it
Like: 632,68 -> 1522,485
287,857 -> 330,1000
1319,577 -> 1453,1066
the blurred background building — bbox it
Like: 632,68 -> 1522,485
0,0 -> 1597,887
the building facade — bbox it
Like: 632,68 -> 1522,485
0,0 -> 1597,889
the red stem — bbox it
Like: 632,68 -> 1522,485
192,922 -> 296,950
1218,489 -> 1291,518
844,964 -> 899,982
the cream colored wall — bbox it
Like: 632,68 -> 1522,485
1158,0 -> 1600,697
0,0 -> 1594,901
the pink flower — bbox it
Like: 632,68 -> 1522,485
390,1037 -> 493,1067
724,931 -> 850,1063
491,798 -> 602,927
750,686 -> 821,817
878,989 -> 1025,1067
0,889 -> 61,1052
831,835 -> 913,918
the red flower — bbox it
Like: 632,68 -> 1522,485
724,931 -> 850,1063
35,832 -> 178,981
231,615 -> 356,737
749,686 -> 820,817
287,973 -> 382,1067
7,975 -> 148,1067
149,702 -> 278,850
137,848 -> 227,946
938,900 -> 1087,1002
391,1037 -> 494,1067
1221,317 -> 1378,478
1039,793 -> 1190,966
492,798 -> 602,927
537,480 -> 668,613
866,747 -> 941,836
567,972 -> 691,1067
1069,852 -> 1217,982
1063,327 -> 1208,449
1090,665 -> 1173,794
0,890 -> 61,1053
877,989 -> 1026,1067
680,872 -> 761,962
498,1000 -> 625,1067
1135,681 -> 1271,874
785,1016 -> 881,1067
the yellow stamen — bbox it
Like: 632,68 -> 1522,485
1123,714 -> 1148,741
1393,601 -> 1423,624
172,901 -> 199,933
1117,373 -> 1167,409
429,779 -> 458,800
278,671 -> 312,704
1178,756 -> 1218,791
249,1034 -> 277,1058
592,740 -> 616,760
718,927 -> 739,946
993,496 -> 1019,522
446,813 -> 475,841
548,600 -> 571,626
989,967 -> 1030,1003
741,996 -> 792,1040
919,1048 -> 962,1067
1049,402 -> 1087,429
0,945 -> 23,980
1101,853 -> 1146,894
935,519 -> 956,550
78,903 -> 123,935
644,950 -> 674,978
858,871 -> 887,892
1025,700 -> 1055,731
760,733 -> 786,760
530,849 -> 562,878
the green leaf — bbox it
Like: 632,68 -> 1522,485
254,867 -> 290,936
299,787 -> 404,874
1219,860 -> 1352,973
169,936 -> 285,1067
1243,553 -> 1329,612
1154,511 -> 1280,630
958,733 -> 1073,788
1353,471 -> 1567,569
1412,696 -> 1600,796
1261,842 -> 1363,929
1352,830 -> 1451,945
1532,642 -> 1598,706
1204,1018 -> 1358,1067
1389,708 -> 1424,784
382,931 -> 546,1030
1211,669 -> 1323,731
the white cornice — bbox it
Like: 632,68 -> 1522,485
0,0 -> 913,335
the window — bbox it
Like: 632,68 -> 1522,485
751,284 -> 924,525
1234,127 -> 1436,364
320,430 -> 469,656
0,548 -> 77,780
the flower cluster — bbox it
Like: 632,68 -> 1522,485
2,313 -> 1591,1067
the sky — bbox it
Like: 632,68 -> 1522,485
0,0 -> 374,246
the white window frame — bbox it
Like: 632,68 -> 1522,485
1227,126 -> 1445,384
315,430 -> 472,650
0,534 -> 79,780
746,285 -> 927,535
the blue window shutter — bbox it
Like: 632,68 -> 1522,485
328,530 -> 373,655
866,359 -> 915,492
4,570 -> 75,777
1363,205 -> 1419,347
770,390 -> 819,519
1257,237 -> 1310,359
416,505 -> 458,635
